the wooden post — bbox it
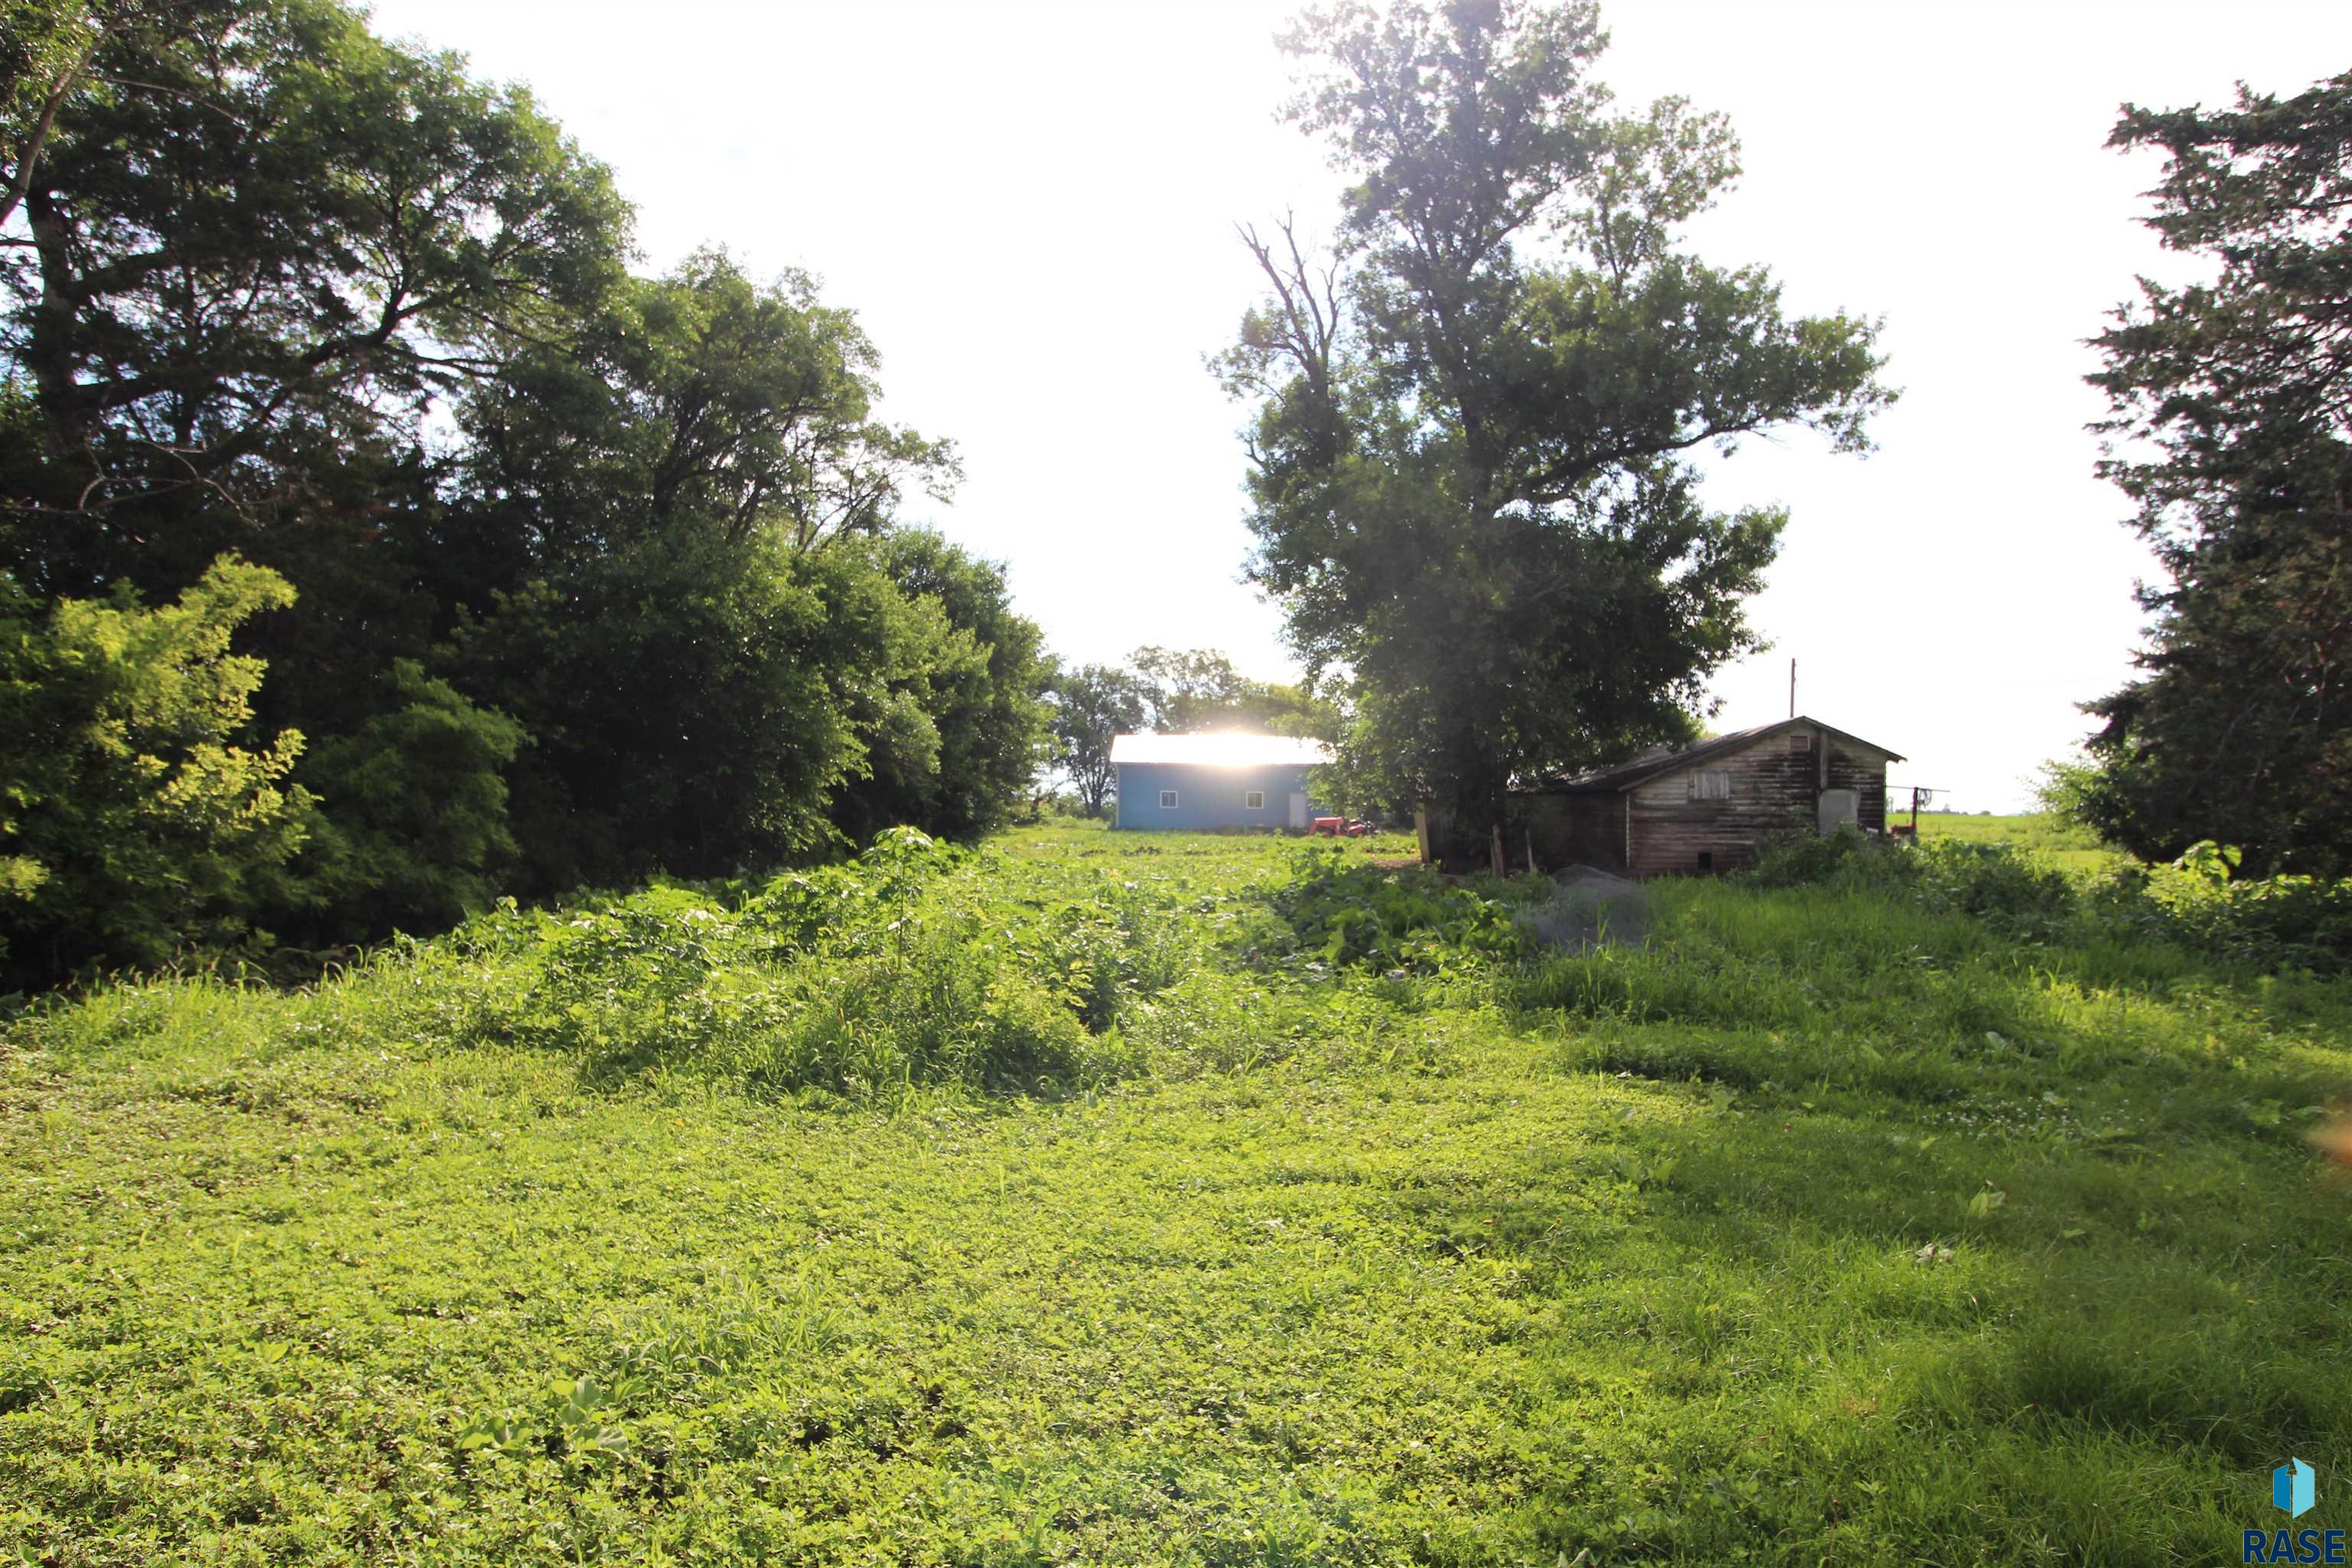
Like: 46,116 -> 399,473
1414,804 -> 1432,866
1524,830 -> 1538,877
1490,822 -> 1505,877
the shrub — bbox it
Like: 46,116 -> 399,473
1742,824 -> 1892,890
1269,854 -> 1527,973
0,557 -> 316,988
292,661 -> 528,941
1909,840 -> 2079,926
1749,822 -> 2352,976
2105,851 -> 2352,975
404,828 -> 1178,1097
1745,828 -> 2077,933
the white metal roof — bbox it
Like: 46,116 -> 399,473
1109,731 -> 1334,768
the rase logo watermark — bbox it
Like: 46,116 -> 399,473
2246,1459 -> 2343,1564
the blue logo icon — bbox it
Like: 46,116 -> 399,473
2279,1459 -> 2318,1520
2246,1462 -> 2341,1562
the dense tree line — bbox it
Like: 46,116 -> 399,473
1,0 -> 1049,987
2069,72 -> 2352,878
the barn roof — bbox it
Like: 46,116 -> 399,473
1109,731 -> 1334,769
1534,716 -> 1905,794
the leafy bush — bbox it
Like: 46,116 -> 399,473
292,660 -> 528,941
5,3 -> 1071,991
1269,854 -> 1527,973
1909,840 -> 2080,927
1747,828 -> 2072,927
397,828 -> 1181,1097
0,557 -> 316,988
1742,824 -> 1888,889
1750,824 -> 2352,975
2096,848 -> 2352,975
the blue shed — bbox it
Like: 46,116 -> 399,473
1111,732 -> 1334,831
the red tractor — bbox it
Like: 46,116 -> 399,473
1309,815 -> 1371,837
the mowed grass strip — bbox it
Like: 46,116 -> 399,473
3,822 -> 2348,1565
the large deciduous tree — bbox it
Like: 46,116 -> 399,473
0,0 -> 98,232
0,0 -> 1054,979
866,531 -> 1054,839
446,254 -> 1032,885
1129,645 -> 1341,737
0,0 -> 629,595
0,0 -> 629,960
1048,665 -> 1152,818
1217,0 -> 1890,848
2076,72 -> 2352,877
458,250 -> 958,567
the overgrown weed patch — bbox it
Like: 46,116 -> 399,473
4,821 -> 2349,1563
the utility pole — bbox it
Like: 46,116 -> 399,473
1788,658 -> 1796,720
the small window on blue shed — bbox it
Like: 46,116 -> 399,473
1245,790 -> 1265,809
1159,789 -> 1178,808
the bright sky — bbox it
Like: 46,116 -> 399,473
368,0 -> 2352,811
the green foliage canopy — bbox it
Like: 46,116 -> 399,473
2076,71 -> 2352,877
446,254 -> 1044,885
866,530 -> 1053,840
1129,645 -> 1340,737
1047,664 -> 1152,818
0,555 -> 313,983
0,0 -> 630,595
294,660 -> 526,939
1217,0 -> 1890,829
0,0 -> 1054,981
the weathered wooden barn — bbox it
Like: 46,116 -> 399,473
1518,716 -> 1903,877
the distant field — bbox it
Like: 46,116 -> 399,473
5,823 -> 2345,1564
1911,811 -> 2130,874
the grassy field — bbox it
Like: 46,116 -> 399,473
5,821 -> 2349,1564
1913,812 -> 2131,875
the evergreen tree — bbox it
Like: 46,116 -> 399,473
2079,71 -> 2352,876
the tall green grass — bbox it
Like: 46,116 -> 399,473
1913,809 -> 2126,874
5,824 -> 2350,1563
